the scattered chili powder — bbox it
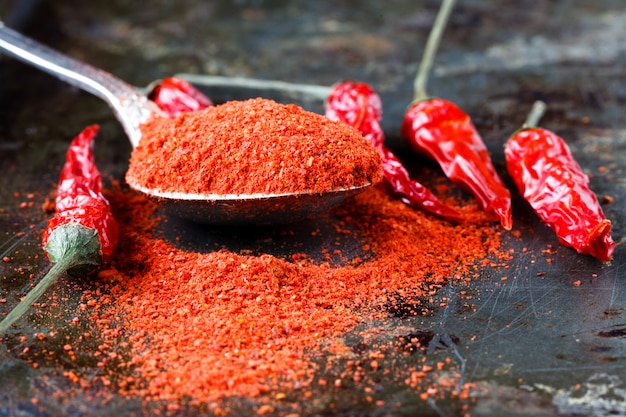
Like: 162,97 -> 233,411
126,98 -> 382,196
79,179 -> 507,408
602,195 -> 614,204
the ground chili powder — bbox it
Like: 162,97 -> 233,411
71,176 -> 507,413
126,98 -> 382,196
6,98 -> 511,415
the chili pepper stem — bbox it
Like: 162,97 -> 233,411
522,100 -> 547,129
0,224 -> 102,336
172,73 -> 333,102
0,257 -> 71,336
412,0 -> 457,103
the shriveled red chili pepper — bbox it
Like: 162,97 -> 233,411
44,125 -> 119,265
148,76 -> 213,117
505,101 -> 615,261
0,125 -> 119,335
402,99 -> 512,229
400,0 -> 512,230
326,80 -> 463,223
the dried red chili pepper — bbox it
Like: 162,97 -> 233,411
148,76 -> 213,117
44,125 -> 119,265
504,101 -> 615,261
0,125 -> 119,335
326,80 -> 463,223
400,0 -> 512,230
402,99 -> 512,229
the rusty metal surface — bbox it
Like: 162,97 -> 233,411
1,1 -> 625,416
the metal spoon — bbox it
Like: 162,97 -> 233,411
0,21 -> 372,225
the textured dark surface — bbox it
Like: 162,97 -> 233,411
1,1 -> 625,416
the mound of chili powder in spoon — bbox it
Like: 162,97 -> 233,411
126,98 -> 383,196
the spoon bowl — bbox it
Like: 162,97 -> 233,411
128,181 -> 371,225
0,21 -> 373,225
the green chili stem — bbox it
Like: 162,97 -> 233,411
0,254 -> 74,336
523,100 -> 547,128
171,73 -> 333,101
413,0 -> 457,102
0,223 -> 102,336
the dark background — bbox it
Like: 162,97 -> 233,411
1,1 -> 625,416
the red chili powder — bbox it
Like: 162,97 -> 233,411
85,183 -> 507,408
126,98 -> 383,195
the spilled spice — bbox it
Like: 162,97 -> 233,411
126,98 -> 383,196
73,181 -> 508,411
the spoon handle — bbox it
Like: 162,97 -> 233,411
0,21 -> 159,147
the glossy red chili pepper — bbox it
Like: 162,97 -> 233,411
325,81 -> 384,148
42,124 -> 119,265
504,101 -> 615,261
402,99 -> 512,229
55,125 -> 103,212
1,125 -> 119,335
326,81 -> 463,223
148,76 -> 213,117
401,0 -> 511,229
